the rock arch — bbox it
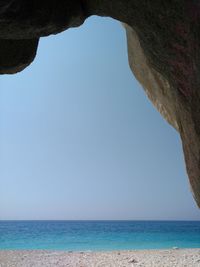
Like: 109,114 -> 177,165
0,0 -> 200,207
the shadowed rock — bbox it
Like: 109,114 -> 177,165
0,39 -> 39,74
0,0 -> 87,72
0,0 -> 200,207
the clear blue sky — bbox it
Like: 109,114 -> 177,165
0,17 -> 199,220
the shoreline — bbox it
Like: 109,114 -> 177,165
0,247 -> 200,252
0,248 -> 200,266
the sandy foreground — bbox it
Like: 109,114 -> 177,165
0,249 -> 200,267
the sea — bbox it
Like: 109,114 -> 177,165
0,220 -> 200,251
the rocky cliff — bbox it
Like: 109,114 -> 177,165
0,0 -> 199,207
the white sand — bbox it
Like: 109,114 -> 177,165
0,249 -> 200,267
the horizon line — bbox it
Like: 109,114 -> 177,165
1,219 -> 200,222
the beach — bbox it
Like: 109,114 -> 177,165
0,249 -> 200,267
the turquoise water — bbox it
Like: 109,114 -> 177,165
0,221 -> 200,251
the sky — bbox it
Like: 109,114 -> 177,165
0,16 -> 200,220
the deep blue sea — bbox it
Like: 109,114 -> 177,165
0,220 -> 200,251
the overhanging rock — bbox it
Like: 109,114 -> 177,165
0,0 -> 199,207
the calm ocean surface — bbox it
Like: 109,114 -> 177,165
0,221 -> 200,251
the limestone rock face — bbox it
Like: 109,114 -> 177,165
124,24 -> 179,131
123,21 -> 200,207
0,0 -> 199,207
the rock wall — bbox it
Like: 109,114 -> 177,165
121,6 -> 200,207
124,23 -> 179,131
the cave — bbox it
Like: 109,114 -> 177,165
0,0 -> 200,207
